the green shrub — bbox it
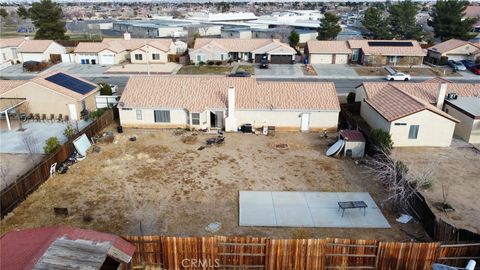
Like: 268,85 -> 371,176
207,60 -> 214,65
439,56 -> 448,66
63,124 -> 77,139
88,108 -> 107,119
198,61 -> 205,66
98,83 -> 112,96
347,92 -> 356,104
44,137 -> 61,155
370,128 -> 393,154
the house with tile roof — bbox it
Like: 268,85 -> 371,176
427,39 -> 480,63
306,39 -> 426,66
189,38 -> 297,64
118,76 -> 340,132
0,38 -> 25,67
73,33 -> 187,65
17,39 -> 66,63
355,79 -> 480,146
0,72 -> 99,127
0,225 -> 135,270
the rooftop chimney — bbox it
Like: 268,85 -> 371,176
225,87 -> 237,132
436,83 -> 447,109
123,32 -> 131,40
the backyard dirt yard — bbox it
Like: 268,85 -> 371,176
393,145 -> 480,235
1,129 -> 426,240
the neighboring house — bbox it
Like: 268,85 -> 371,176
306,40 -> 426,66
0,225 -> 135,270
130,39 -> 187,64
17,40 -> 66,63
0,38 -> 25,66
427,39 -> 480,62
189,38 -> 297,64
73,42 -> 126,65
118,76 -> 340,132
305,40 -> 351,64
73,33 -> 187,65
0,72 -> 100,124
355,79 -> 480,146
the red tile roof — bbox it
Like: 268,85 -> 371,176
0,225 -> 135,270
340,130 -> 365,142
119,76 -> 340,112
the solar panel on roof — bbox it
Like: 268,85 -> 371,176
45,73 -> 96,95
367,41 -> 413,47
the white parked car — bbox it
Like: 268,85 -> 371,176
386,72 -> 411,81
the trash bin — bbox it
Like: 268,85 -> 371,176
117,126 -> 123,133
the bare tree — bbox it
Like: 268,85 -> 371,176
22,132 -> 39,165
366,150 -> 414,211
0,159 -> 11,189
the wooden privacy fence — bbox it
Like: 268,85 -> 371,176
124,236 -> 480,270
0,109 -> 115,218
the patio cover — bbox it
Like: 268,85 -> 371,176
0,98 -> 27,131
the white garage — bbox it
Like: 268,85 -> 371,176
310,54 -> 333,64
334,54 -> 349,64
306,40 -> 352,65
100,54 -> 115,65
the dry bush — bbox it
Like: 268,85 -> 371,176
181,135 -> 198,144
291,228 -> 312,239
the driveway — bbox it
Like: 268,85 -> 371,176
43,63 -> 111,76
312,64 -> 358,78
0,64 -> 34,78
0,120 -> 91,154
255,64 -> 303,77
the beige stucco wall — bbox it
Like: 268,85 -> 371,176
1,47 -> 19,62
444,103 -> 479,143
120,107 -> 339,132
235,110 -> 338,131
119,108 -> 188,128
1,82 -> 98,120
75,53 -> 98,64
130,47 -> 168,64
389,110 -> 455,147
443,44 -> 479,57
189,50 -> 227,64
360,101 -> 391,132
361,101 -> 455,147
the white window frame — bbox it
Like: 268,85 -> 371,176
154,110 -> 170,123
408,125 -> 419,139
134,53 -> 143,61
152,53 -> 160,60
136,109 -> 142,120
191,112 -> 200,125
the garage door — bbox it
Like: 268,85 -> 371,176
446,54 -> 468,62
310,54 -> 332,64
271,55 -> 292,64
100,55 -> 115,65
334,54 -> 348,64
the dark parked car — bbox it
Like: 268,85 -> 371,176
259,54 -> 268,69
447,60 -> 466,71
460,59 -> 476,69
228,71 -> 251,77
469,65 -> 480,75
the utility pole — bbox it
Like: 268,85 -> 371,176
144,35 -> 150,76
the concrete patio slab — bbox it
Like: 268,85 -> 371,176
0,120 -> 91,154
239,191 -> 390,228
239,191 -> 276,226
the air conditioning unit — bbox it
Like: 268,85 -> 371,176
446,93 -> 458,100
